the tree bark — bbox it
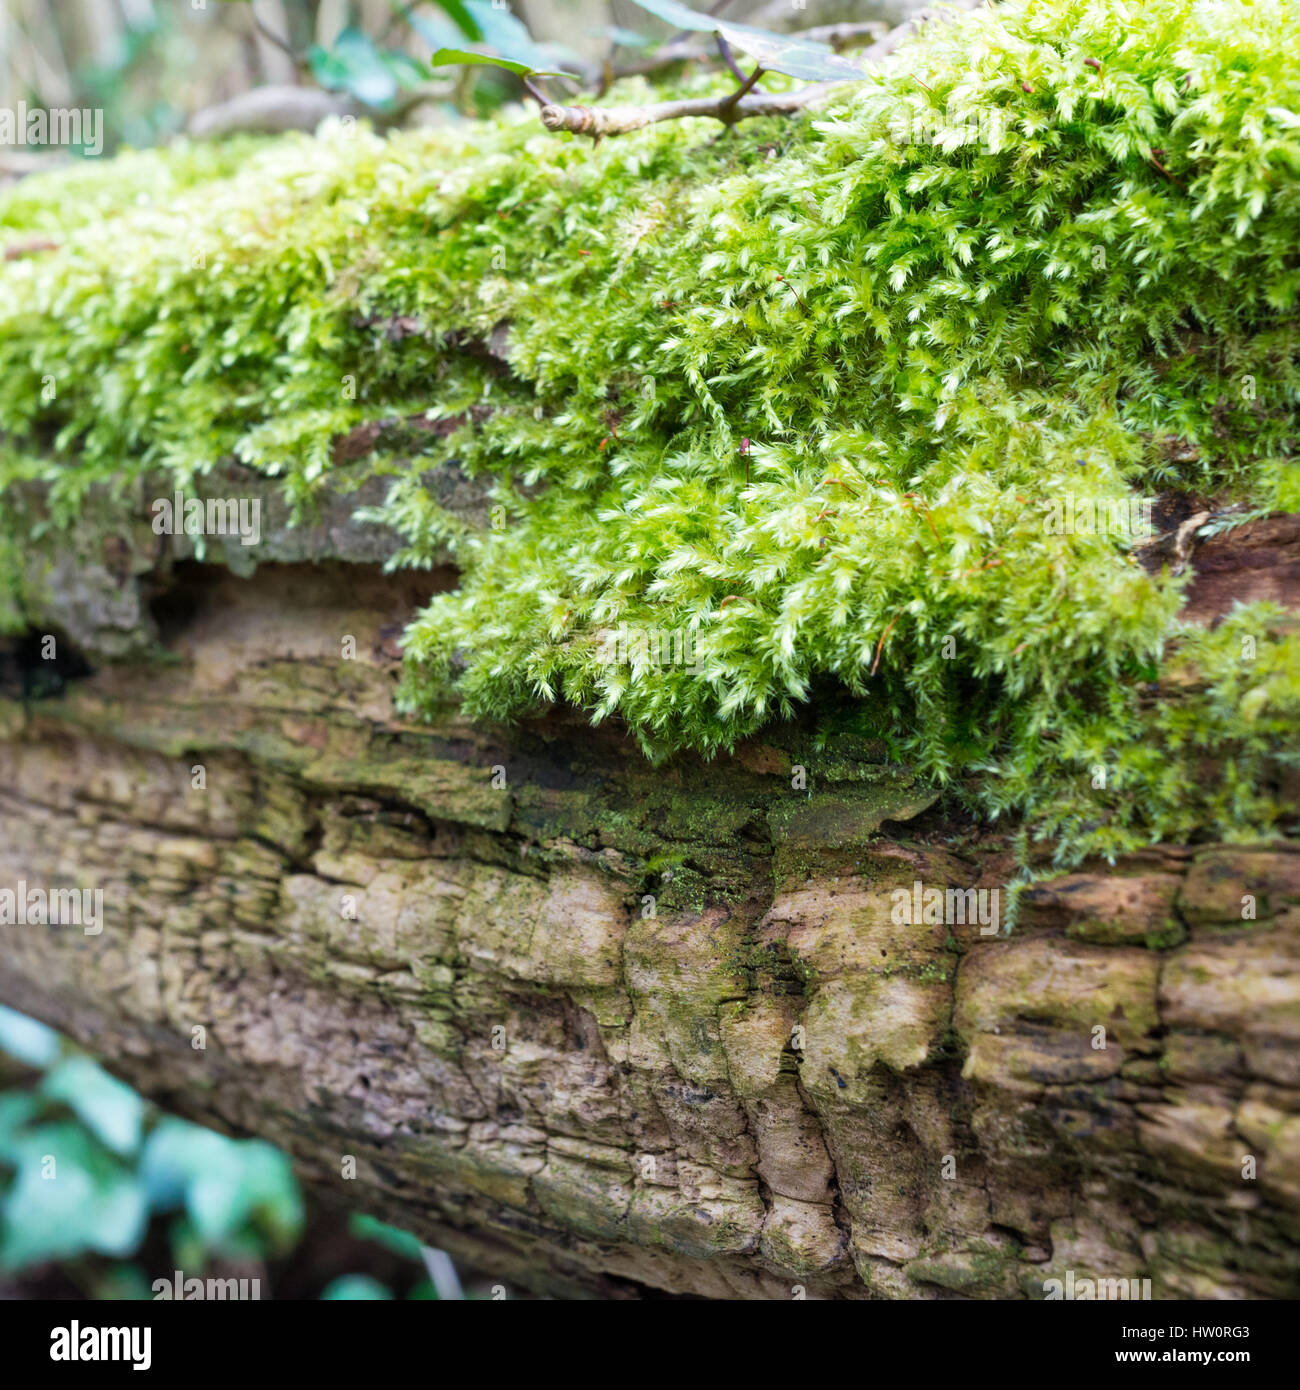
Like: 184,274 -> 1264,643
1,472 -> 1297,1299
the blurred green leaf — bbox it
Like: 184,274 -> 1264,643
407,10 -> 471,51
429,48 -> 553,78
432,0 -> 483,42
715,30 -> 866,83
141,1118 -> 302,1253
309,28 -> 399,107
0,1092 -> 40,1156
41,1057 -> 144,1158
621,0 -> 866,82
591,26 -> 656,49
321,1273 -> 394,1299
349,1212 -> 425,1261
617,0 -> 727,30
0,1123 -> 147,1270
140,1116 -> 231,1209
0,1005 -> 61,1069
381,49 -> 431,90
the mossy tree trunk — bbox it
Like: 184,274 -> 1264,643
1,474 -> 1296,1299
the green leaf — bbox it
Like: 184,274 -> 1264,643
716,30 -> 866,83
463,0 -> 576,72
321,1274 -> 394,1300
41,1056 -> 144,1157
309,28 -> 399,107
592,25 -> 656,49
0,1005 -> 61,1068
140,1119 -> 302,1253
615,0 -> 721,31
407,10 -> 474,51
432,0 -> 484,42
349,1212 -> 426,1261
428,48 -> 570,79
140,1117 -> 232,1209
0,1092 -> 40,1155
620,0 -> 865,82
0,1123 -> 147,1270
382,49 -> 431,90
429,48 -> 538,77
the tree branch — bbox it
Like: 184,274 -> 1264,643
540,86 -> 827,137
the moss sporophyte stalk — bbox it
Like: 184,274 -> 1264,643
0,0 -> 1297,870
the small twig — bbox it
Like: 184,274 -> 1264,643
715,32 -> 748,86
250,10 -> 305,72
522,76 -> 550,106
1146,148 -> 1185,188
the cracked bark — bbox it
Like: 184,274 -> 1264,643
0,467 -> 1297,1299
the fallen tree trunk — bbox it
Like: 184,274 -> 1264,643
0,476 -> 1297,1299
2,0 -> 1299,1300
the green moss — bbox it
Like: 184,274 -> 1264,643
1,0 -> 1298,867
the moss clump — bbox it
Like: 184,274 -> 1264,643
0,0 -> 1298,866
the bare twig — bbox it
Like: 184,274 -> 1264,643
715,32 -> 748,86
729,64 -> 765,103
250,9 -> 305,74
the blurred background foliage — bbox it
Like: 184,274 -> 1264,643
0,1005 -> 486,1298
0,0 -> 903,158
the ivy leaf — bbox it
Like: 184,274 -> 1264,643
41,1056 -> 145,1158
0,1004 -> 61,1069
309,27 -> 399,107
349,1212 -> 427,1260
382,49 -> 433,90
0,1123 -> 147,1270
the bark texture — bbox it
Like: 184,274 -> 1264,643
1,474 -> 1298,1300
